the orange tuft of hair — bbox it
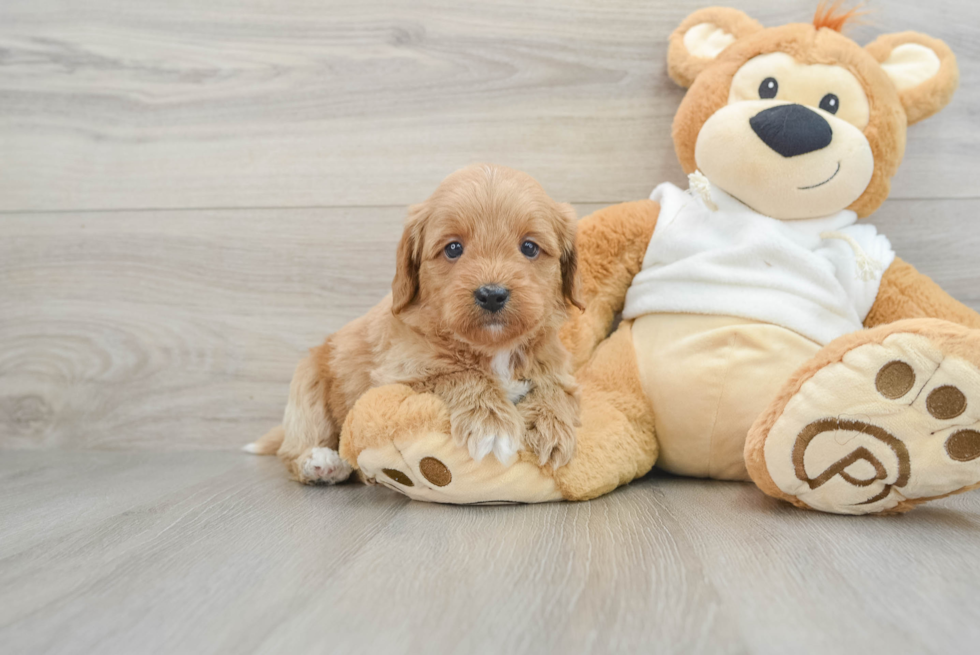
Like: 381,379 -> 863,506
813,1 -> 867,33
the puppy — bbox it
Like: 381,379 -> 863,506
247,164 -> 583,484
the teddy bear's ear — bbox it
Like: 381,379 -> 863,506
865,32 -> 959,125
668,7 -> 763,88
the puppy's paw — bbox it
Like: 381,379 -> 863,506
293,447 -> 353,485
451,403 -> 525,466
524,407 -> 578,469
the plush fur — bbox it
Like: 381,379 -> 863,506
251,164 -> 583,482
551,321 -> 658,501
865,32 -> 959,126
865,258 -> 980,330
667,7 -> 763,88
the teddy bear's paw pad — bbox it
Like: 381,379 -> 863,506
763,333 -> 980,514
376,457 -> 452,491
418,456 -> 453,486
299,447 -> 353,485
380,468 -> 415,487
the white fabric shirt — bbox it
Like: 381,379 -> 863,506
622,181 -> 896,345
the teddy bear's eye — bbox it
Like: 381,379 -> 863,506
759,77 -> 778,99
819,93 -> 840,115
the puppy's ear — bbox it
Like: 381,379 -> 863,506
391,202 -> 429,314
554,202 -> 584,312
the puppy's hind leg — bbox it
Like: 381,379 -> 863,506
279,350 -> 353,485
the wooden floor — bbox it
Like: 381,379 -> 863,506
1,451 -> 979,655
3,0 -> 980,653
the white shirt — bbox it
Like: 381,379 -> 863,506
622,181 -> 895,345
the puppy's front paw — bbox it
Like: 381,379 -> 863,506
291,447 -> 353,485
451,403 -> 525,466
524,406 -> 578,469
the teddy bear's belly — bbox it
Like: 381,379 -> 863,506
632,313 -> 821,481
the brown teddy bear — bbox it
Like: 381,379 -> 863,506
337,5 -> 980,515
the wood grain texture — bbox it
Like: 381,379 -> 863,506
1,451 -> 979,655
2,199 -> 978,451
0,0 -> 978,211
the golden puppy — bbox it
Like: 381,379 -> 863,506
247,164 -> 583,484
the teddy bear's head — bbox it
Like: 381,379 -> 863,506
668,4 -> 959,219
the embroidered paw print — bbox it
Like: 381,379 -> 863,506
876,361 -> 980,463
764,332 -> 980,513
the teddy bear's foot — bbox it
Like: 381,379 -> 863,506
747,320 -> 980,515
340,385 -> 563,504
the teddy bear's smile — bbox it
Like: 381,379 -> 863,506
798,160 -> 840,190
694,97 -> 875,220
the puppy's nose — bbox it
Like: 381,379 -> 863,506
474,285 -> 510,313
750,103 -> 832,158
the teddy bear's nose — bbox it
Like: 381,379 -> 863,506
750,103 -> 833,158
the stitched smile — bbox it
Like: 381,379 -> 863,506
798,161 -> 841,190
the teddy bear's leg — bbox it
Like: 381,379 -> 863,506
864,257 -> 980,330
339,321 -> 658,503
339,385 -> 565,504
551,320 -> 659,500
745,318 -> 980,515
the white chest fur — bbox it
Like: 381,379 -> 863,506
492,351 -> 532,404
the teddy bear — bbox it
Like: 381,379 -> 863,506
335,5 -> 980,515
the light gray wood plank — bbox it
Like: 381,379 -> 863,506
0,451 -> 978,655
0,208 -> 396,452
0,0 -> 977,211
2,199 -> 978,451
645,480 -> 980,655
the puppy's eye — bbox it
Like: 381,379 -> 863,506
444,242 -> 463,260
520,240 -> 540,259
819,93 -> 840,115
759,77 -> 778,99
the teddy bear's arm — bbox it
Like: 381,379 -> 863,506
560,200 -> 660,369
865,257 -> 980,329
